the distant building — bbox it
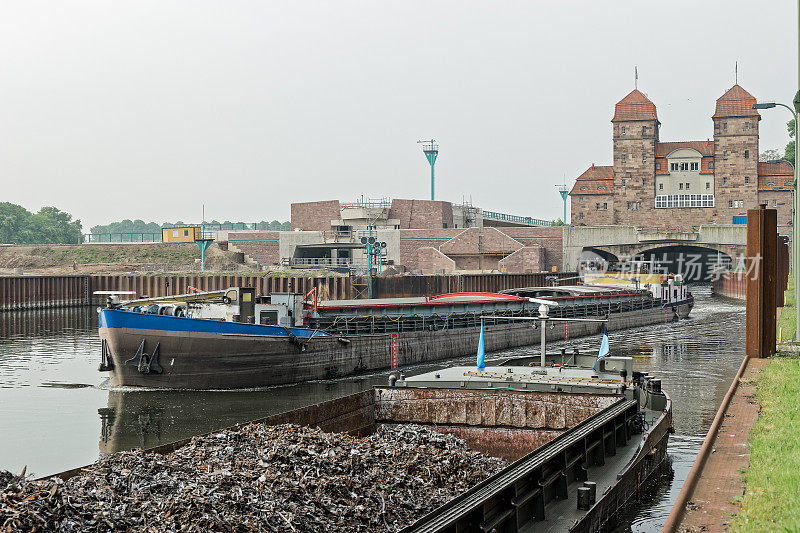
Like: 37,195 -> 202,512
226,198 -> 560,274
162,226 -> 201,243
569,85 -> 794,232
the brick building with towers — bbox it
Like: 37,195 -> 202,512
569,85 -> 794,233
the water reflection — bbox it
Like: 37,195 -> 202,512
0,287 -> 744,531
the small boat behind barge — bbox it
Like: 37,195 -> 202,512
98,284 -> 689,389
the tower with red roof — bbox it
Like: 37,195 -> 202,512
712,85 -> 760,216
611,90 -> 660,224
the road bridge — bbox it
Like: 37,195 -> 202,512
563,225 -> 747,277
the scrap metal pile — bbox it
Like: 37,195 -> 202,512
1,424 -> 506,532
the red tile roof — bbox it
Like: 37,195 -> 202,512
612,90 -> 658,122
576,165 -> 614,180
656,140 -> 714,157
713,84 -> 759,118
569,179 -> 614,196
758,161 -> 794,176
758,161 -> 794,191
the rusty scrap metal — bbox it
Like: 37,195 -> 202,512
1,424 -> 506,532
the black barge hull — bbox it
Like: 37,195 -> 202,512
102,306 -> 672,389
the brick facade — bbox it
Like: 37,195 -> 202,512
389,199 -> 454,229
569,85 -> 794,230
227,232 -> 281,265
291,200 -> 341,232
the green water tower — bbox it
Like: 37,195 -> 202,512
556,184 -> 569,224
418,139 -> 439,201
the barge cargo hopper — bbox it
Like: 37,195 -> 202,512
55,358 -> 671,532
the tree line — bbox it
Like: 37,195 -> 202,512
0,203 -> 83,244
90,219 -> 291,235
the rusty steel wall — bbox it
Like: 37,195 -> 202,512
1,272 -> 580,311
711,272 -> 747,300
373,272 -> 575,298
0,276 -> 91,311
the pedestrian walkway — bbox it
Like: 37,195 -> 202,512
677,357 -> 768,532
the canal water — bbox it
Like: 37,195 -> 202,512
0,286 -> 744,531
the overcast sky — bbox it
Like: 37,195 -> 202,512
1,1 -> 797,231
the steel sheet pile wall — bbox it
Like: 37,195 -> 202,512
1,272 -> 579,311
0,276 -> 91,311
90,275 -> 352,302
374,272 -> 575,298
712,233 -> 789,303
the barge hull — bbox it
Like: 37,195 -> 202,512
103,306 -> 670,389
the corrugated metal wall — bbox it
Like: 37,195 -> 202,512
0,272 -> 579,311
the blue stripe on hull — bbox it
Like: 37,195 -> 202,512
99,308 -> 327,338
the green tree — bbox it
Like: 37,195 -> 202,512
551,218 -> 567,226
786,118 -> 795,165
0,203 -> 82,244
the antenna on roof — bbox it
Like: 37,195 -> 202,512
735,61 -> 738,85
635,66 -> 638,90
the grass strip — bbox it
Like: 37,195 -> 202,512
731,355 -> 800,531
777,275 -> 796,342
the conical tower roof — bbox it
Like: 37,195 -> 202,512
713,84 -> 759,118
612,89 -> 658,122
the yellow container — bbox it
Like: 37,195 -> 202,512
162,227 -> 201,243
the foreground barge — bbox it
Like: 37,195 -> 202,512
54,355 -> 671,532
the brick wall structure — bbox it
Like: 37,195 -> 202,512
416,247 -> 456,274
291,200 -> 341,232
389,199 -> 454,229
227,231 -> 281,265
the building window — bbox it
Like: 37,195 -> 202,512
690,162 -> 699,171
621,126 -> 626,134
723,122 -> 728,132
580,186 -> 589,190
659,183 -> 663,190
579,213 -> 584,220
642,177 -> 647,185
745,122 -> 750,130
709,161 -> 714,169
621,154 -> 627,163
729,200 -> 733,208
579,196 -> 583,203
598,185 -> 606,190
706,182 -> 710,189
655,194 -> 714,208
656,162 -> 661,170
603,203 -> 608,210
723,177 -> 728,185
773,199 -> 778,207
670,163 -> 677,172
745,176 -> 750,184
679,183 -> 684,190
685,182 -> 690,190
596,203 -> 600,211
744,150 -> 749,159
642,126 -> 647,136
643,154 -> 647,163
622,179 -> 626,186
723,151 -> 728,160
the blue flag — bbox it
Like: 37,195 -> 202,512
593,328 -> 610,370
477,321 -> 485,370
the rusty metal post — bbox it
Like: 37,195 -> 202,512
745,204 -> 777,357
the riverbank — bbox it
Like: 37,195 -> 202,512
730,354 -> 800,531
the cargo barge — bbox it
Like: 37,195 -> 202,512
98,285 -> 688,389
63,353 -> 672,532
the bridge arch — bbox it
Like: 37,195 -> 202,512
627,244 -> 734,282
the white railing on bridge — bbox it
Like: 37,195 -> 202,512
480,210 -> 551,226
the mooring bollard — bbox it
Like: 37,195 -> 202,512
577,486 -> 592,510
583,481 -> 597,505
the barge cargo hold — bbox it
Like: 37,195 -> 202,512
46,356 -> 671,532
99,286 -> 686,389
